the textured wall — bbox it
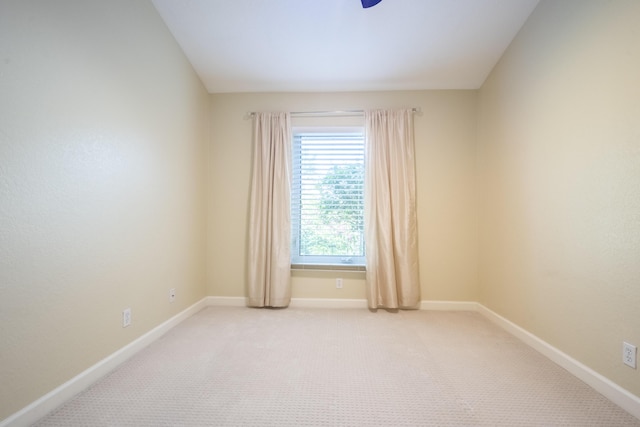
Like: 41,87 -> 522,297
0,0 -> 209,419
477,0 -> 640,396
208,91 -> 478,303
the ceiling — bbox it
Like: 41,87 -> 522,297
151,0 -> 539,93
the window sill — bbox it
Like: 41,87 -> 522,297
291,264 -> 366,272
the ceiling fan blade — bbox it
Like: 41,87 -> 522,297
361,0 -> 383,8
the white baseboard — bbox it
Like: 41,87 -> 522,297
0,299 -> 207,427
420,300 -> 479,311
206,296 -> 368,309
205,297 -> 476,310
291,299 -> 478,311
477,304 -> 640,420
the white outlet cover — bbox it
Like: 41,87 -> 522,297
122,308 -> 132,328
623,342 -> 637,369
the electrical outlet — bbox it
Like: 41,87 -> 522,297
623,342 -> 637,368
169,288 -> 176,303
336,278 -> 343,289
122,308 -> 132,328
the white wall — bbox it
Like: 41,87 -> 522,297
208,91 -> 478,303
478,0 -> 640,396
0,1 -> 209,419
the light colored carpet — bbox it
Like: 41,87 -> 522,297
36,307 -> 640,426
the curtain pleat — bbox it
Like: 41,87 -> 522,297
364,109 -> 421,309
247,112 -> 292,308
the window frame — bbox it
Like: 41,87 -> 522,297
290,127 -> 366,268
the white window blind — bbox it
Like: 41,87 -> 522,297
291,133 -> 365,266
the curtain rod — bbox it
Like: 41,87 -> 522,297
247,107 -> 421,118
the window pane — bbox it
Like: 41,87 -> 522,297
292,133 -> 365,265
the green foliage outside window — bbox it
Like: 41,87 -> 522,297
300,162 -> 364,257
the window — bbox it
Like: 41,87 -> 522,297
291,130 -> 365,267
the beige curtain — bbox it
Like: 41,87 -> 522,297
364,109 -> 421,309
247,112 -> 292,308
